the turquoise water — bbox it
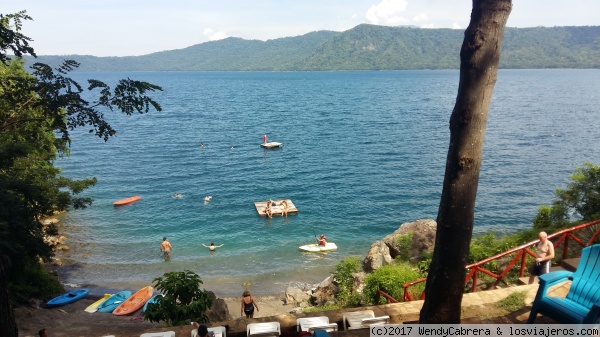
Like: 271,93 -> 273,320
56,70 -> 600,297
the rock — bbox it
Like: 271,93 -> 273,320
42,218 -> 59,226
352,272 -> 366,293
285,287 -> 310,305
382,219 -> 437,263
28,298 -> 43,309
363,240 -> 392,272
205,297 -> 230,322
310,278 -> 338,306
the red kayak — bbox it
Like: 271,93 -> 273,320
113,196 -> 142,206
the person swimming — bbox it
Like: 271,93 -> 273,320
202,242 -> 224,252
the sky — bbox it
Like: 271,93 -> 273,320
2,0 -> 599,57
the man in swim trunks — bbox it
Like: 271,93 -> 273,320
528,231 -> 554,284
160,237 -> 172,259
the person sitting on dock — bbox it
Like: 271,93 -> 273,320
265,202 -> 273,218
280,200 -> 289,217
318,234 -> 327,246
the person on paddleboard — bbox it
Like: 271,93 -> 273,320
160,237 -> 172,259
317,234 -> 327,246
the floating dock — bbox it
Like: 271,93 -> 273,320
260,142 -> 283,149
254,199 -> 298,216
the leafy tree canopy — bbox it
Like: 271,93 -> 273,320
534,162 -> 600,230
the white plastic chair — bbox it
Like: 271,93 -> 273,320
247,322 -> 281,337
343,310 -> 390,330
296,316 -> 338,333
191,326 -> 227,337
140,331 -> 175,337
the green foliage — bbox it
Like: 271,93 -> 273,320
303,302 -> 343,313
27,25 -> 600,71
332,256 -> 361,307
497,291 -> 527,312
534,162 -> 600,230
144,270 -> 213,326
363,263 -> 423,305
9,261 -> 62,305
395,233 -> 413,261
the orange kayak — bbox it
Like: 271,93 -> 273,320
113,196 -> 142,206
113,286 -> 154,316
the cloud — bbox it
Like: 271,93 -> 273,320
365,0 -> 409,26
412,13 -> 428,23
452,22 -> 462,29
203,28 -> 228,41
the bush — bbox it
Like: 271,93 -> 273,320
395,233 -> 413,261
363,263 -> 423,304
332,256 -> 361,306
144,270 -> 213,326
10,261 -> 63,305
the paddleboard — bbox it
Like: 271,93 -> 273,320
299,242 -> 338,252
46,288 -> 89,308
113,195 -> 141,206
84,293 -> 112,313
113,285 -> 154,316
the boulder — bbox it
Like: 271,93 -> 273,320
352,272 -> 366,293
363,240 -> 392,272
382,219 -> 437,263
310,277 -> 338,306
285,287 -> 310,305
205,292 -> 231,321
42,218 -> 59,226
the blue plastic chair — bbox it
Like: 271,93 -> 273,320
527,244 -> 600,324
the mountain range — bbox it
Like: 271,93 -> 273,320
29,24 -> 600,71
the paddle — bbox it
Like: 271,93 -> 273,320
312,229 -> 319,244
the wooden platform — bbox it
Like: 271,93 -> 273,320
254,199 -> 298,216
260,142 -> 282,149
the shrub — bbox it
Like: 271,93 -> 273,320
144,270 -> 213,326
363,263 -> 423,304
10,261 -> 63,305
395,233 -> 413,261
332,256 -> 361,306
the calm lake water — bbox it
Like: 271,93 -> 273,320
56,69 -> 600,297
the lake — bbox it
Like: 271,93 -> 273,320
56,69 -> 600,297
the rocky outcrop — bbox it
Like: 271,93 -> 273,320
363,241 -> 393,272
310,276 -> 337,306
383,219 -> 437,263
363,219 -> 437,272
205,292 -> 231,321
284,287 -> 310,305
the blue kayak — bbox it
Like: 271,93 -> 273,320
96,290 -> 132,313
46,288 -> 89,308
142,294 -> 163,312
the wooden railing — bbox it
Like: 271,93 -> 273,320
377,219 -> 600,303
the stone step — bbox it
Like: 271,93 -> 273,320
561,258 -> 579,272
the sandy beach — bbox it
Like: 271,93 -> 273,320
15,293 -> 294,337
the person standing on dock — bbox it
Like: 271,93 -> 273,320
263,133 -> 267,144
528,231 -> 555,284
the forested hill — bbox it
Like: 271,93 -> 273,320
30,24 -> 600,71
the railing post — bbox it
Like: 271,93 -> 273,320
520,249 -> 527,277
563,234 -> 570,259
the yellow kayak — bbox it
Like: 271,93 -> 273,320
84,294 -> 112,313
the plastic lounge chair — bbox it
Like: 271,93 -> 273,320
191,326 -> 227,337
343,310 -> 390,330
527,244 -> 600,324
140,332 -> 175,337
296,316 -> 338,334
247,322 -> 281,337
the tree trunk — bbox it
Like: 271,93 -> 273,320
0,254 -> 18,337
419,0 -> 512,323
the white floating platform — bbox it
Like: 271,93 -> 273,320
260,142 -> 283,149
254,199 -> 298,216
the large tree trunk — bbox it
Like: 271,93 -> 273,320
0,254 -> 18,337
419,0 -> 512,323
